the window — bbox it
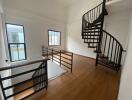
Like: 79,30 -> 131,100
6,23 -> 27,62
48,30 -> 61,46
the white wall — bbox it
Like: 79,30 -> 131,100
66,0 -> 130,59
0,14 -> 4,100
0,0 -> 14,99
118,9 -> 132,100
104,10 -> 131,64
3,0 -> 67,61
2,0 -> 67,83
66,0 -> 101,58
104,11 -> 130,50
0,1 -> 5,99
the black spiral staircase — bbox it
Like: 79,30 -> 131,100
82,0 -> 123,71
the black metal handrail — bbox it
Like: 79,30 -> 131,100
82,1 -> 105,37
0,59 -> 48,100
83,2 -> 103,23
0,59 -> 46,71
42,47 -> 73,73
107,0 -> 112,2
102,30 -> 123,50
81,0 -> 123,71
96,30 -> 123,70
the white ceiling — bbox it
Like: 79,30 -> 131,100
3,0 -> 132,22
3,0 -> 70,23
56,0 -> 78,7
106,0 -> 132,14
3,0 -> 79,11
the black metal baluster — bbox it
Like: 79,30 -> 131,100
113,42 -> 117,67
115,45 -> 119,66
100,32 -> 103,54
110,39 -> 114,63
97,5 -> 99,20
0,75 -> 6,100
60,50 -> 61,66
52,48 -> 53,61
103,33 -> 107,56
107,37 -> 111,60
92,8 -> 94,23
118,48 -> 123,68
71,53 -> 73,73
40,63 -> 43,89
93,6 -> 95,22
45,61 -> 48,90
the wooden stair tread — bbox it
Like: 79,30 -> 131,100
82,34 -> 100,36
83,38 -> 99,40
83,30 -> 100,33
84,41 -> 99,43
84,27 -> 101,30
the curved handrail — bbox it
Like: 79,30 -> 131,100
83,2 -> 103,18
102,30 -> 123,51
98,30 -> 124,69
0,59 -> 49,71
81,0 -> 123,70
82,2 -> 104,29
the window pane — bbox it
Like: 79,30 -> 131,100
54,32 -> 58,45
49,31 -> 52,45
6,24 -> 27,62
6,24 -> 24,43
18,44 -> 26,60
57,32 -> 60,45
52,31 -> 55,45
10,44 -> 19,61
48,30 -> 61,46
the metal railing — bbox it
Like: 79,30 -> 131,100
81,0 -> 124,71
0,59 -> 48,100
42,47 -> 73,73
107,0 -> 113,2
96,30 -> 123,71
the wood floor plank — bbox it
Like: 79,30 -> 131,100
15,54 -> 120,100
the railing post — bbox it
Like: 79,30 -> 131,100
52,48 -> 53,62
0,75 -> 6,100
44,60 -> 48,90
71,53 -> 73,73
82,16 -> 84,36
117,48 -> 123,71
42,46 -> 44,56
46,48 -> 48,58
60,50 -> 61,66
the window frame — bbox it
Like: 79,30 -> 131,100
48,29 -> 61,46
5,23 -> 27,62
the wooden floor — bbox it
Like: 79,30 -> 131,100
15,54 -> 121,100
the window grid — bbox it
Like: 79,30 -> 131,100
6,23 -> 27,62
48,30 -> 61,46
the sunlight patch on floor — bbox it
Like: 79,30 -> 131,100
48,60 -> 67,80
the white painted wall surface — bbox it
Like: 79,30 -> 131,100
66,0 -> 101,58
66,0 -> 130,60
4,11 -> 67,83
3,0 -> 67,84
0,13 -> 4,100
118,9 -> 132,100
3,1 -> 67,61
104,10 -> 131,64
0,1 -> 14,99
